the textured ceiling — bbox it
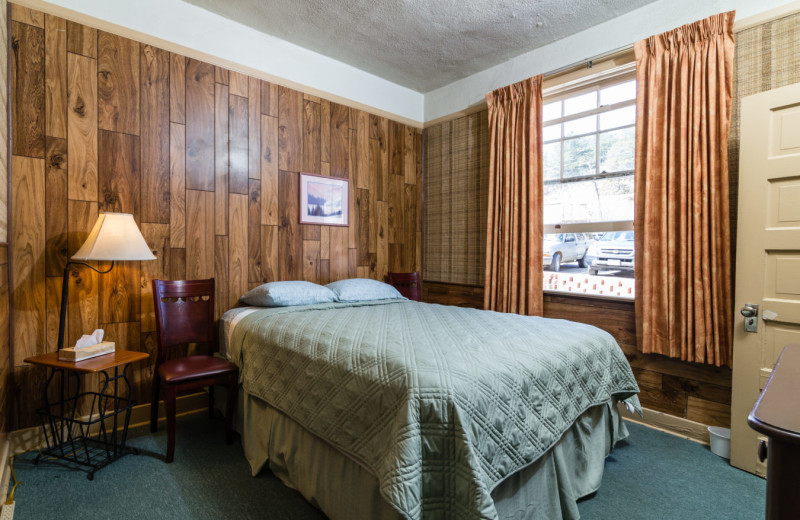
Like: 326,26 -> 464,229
182,0 -> 655,92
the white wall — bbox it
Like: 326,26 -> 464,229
424,0 -> 799,122
22,0 -> 425,124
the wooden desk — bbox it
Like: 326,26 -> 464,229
24,350 -> 149,480
748,344 -> 800,520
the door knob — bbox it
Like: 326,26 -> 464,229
740,304 -> 758,318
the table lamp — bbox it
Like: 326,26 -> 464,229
57,212 -> 156,351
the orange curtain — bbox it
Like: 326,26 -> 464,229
484,76 -> 543,315
634,12 -> 735,366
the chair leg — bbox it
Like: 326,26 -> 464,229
150,372 -> 161,433
165,385 -> 177,463
208,385 -> 215,419
225,375 -> 238,445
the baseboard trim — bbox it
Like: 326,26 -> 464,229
8,392 -> 208,455
619,403 -> 710,445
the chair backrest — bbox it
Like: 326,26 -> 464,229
153,279 -> 216,363
388,272 -> 422,302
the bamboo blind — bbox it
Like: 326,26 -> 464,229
423,111 -> 489,285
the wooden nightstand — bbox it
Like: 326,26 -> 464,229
24,350 -> 149,480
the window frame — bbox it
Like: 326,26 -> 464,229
543,70 -> 637,185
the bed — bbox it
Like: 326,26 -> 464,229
221,298 -> 640,520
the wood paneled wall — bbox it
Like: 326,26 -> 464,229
8,4 -> 422,428
0,245 -> 10,437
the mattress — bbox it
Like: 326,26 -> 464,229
222,300 -> 640,519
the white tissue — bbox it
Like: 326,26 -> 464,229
74,329 -> 105,349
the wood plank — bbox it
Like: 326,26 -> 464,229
302,224 -> 320,241
320,226 -> 330,260
97,32 -> 139,134
67,52 -> 98,201
636,384 -> 687,417
330,103 -> 349,178
278,170 -> 302,279
619,342 -> 732,388
389,121 -> 403,176
44,137 -> 68,276
66,20 -> 96,58
215,66 -> 229,85
278,87 -> 303,172
368,139 -> 379,254
67,200 -> 99,347
662,375 -> 732,405
329,225 -> 348,282
320,99 -> 330,164
11,5 -> 44,27
349,248 -> 358,278
169,53 -> 185,124
248,180 -> 262,283
185,59 -> 215,191
228,93 -> 249,194
261,225 -> 278,283
249,77 -> 261,180
214,83 -> 229,234
404,125 -> 416,184
319,259 -> 330,285
687,397 -> 731,429
632,367 -> 663,389
140,45 -> 170,224
304,93 -> 320,103
98,130 -> 141,324
185,190 -> 214,279
356,110 -> 369,189
229,71 -> 248,97
11,156 -> 46,362
140,223 -> 170,332
45,276 -> 64,352
403,183 -> 417,270
228,193 -> 248,308
170,248 -> 186,280
11,21 -> 45,158
260,115 -> 279,226
44,14 -> 67,139
169,122 -> 186,248
422,281 -> 483,308
303,100 -> 321,173
376,201 -> 388,281
214,235 -> 229,319
388,174 -> 403,244
357,188 -> 369,265
415,130 -> 422,191
303,240 -> 320,283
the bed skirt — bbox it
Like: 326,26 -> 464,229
236,391 -> 628,520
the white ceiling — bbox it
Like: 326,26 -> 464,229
182,0 -> 656,93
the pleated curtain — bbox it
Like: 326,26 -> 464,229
634,12 -> 735,366
484,76 -> 544,316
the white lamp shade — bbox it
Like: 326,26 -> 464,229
71,212 -> 156,261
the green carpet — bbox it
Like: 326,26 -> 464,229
6,413 -> 765,519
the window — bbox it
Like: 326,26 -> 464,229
541,71 -> 636,299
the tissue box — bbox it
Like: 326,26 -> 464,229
58,341 -> 116,362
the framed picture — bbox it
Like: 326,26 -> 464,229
299,172 -> 350,226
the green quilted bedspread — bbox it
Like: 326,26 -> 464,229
229,299 -> 640,519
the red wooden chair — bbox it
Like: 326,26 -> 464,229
151,279 -> 238,463
388,272 -> 422,302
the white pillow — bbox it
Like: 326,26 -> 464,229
240,281 -> 336,307
326,278 -> 405,302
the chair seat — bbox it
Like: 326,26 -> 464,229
158,355 -> 237,384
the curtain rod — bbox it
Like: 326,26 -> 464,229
542,44 -> 634,81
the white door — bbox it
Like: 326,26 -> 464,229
730,83 -> 800,475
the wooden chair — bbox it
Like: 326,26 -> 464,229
151,279 -> 238,463
388,272 -> 422,301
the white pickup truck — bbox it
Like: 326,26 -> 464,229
586,231 -> 635,276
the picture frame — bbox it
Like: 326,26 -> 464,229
299,172 -> 350,226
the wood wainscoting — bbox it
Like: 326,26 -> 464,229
423,281 -> 732,429
8,3 -> 422,429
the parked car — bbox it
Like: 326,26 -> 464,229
587,231 -> 634,276
543,233 -> 592,271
